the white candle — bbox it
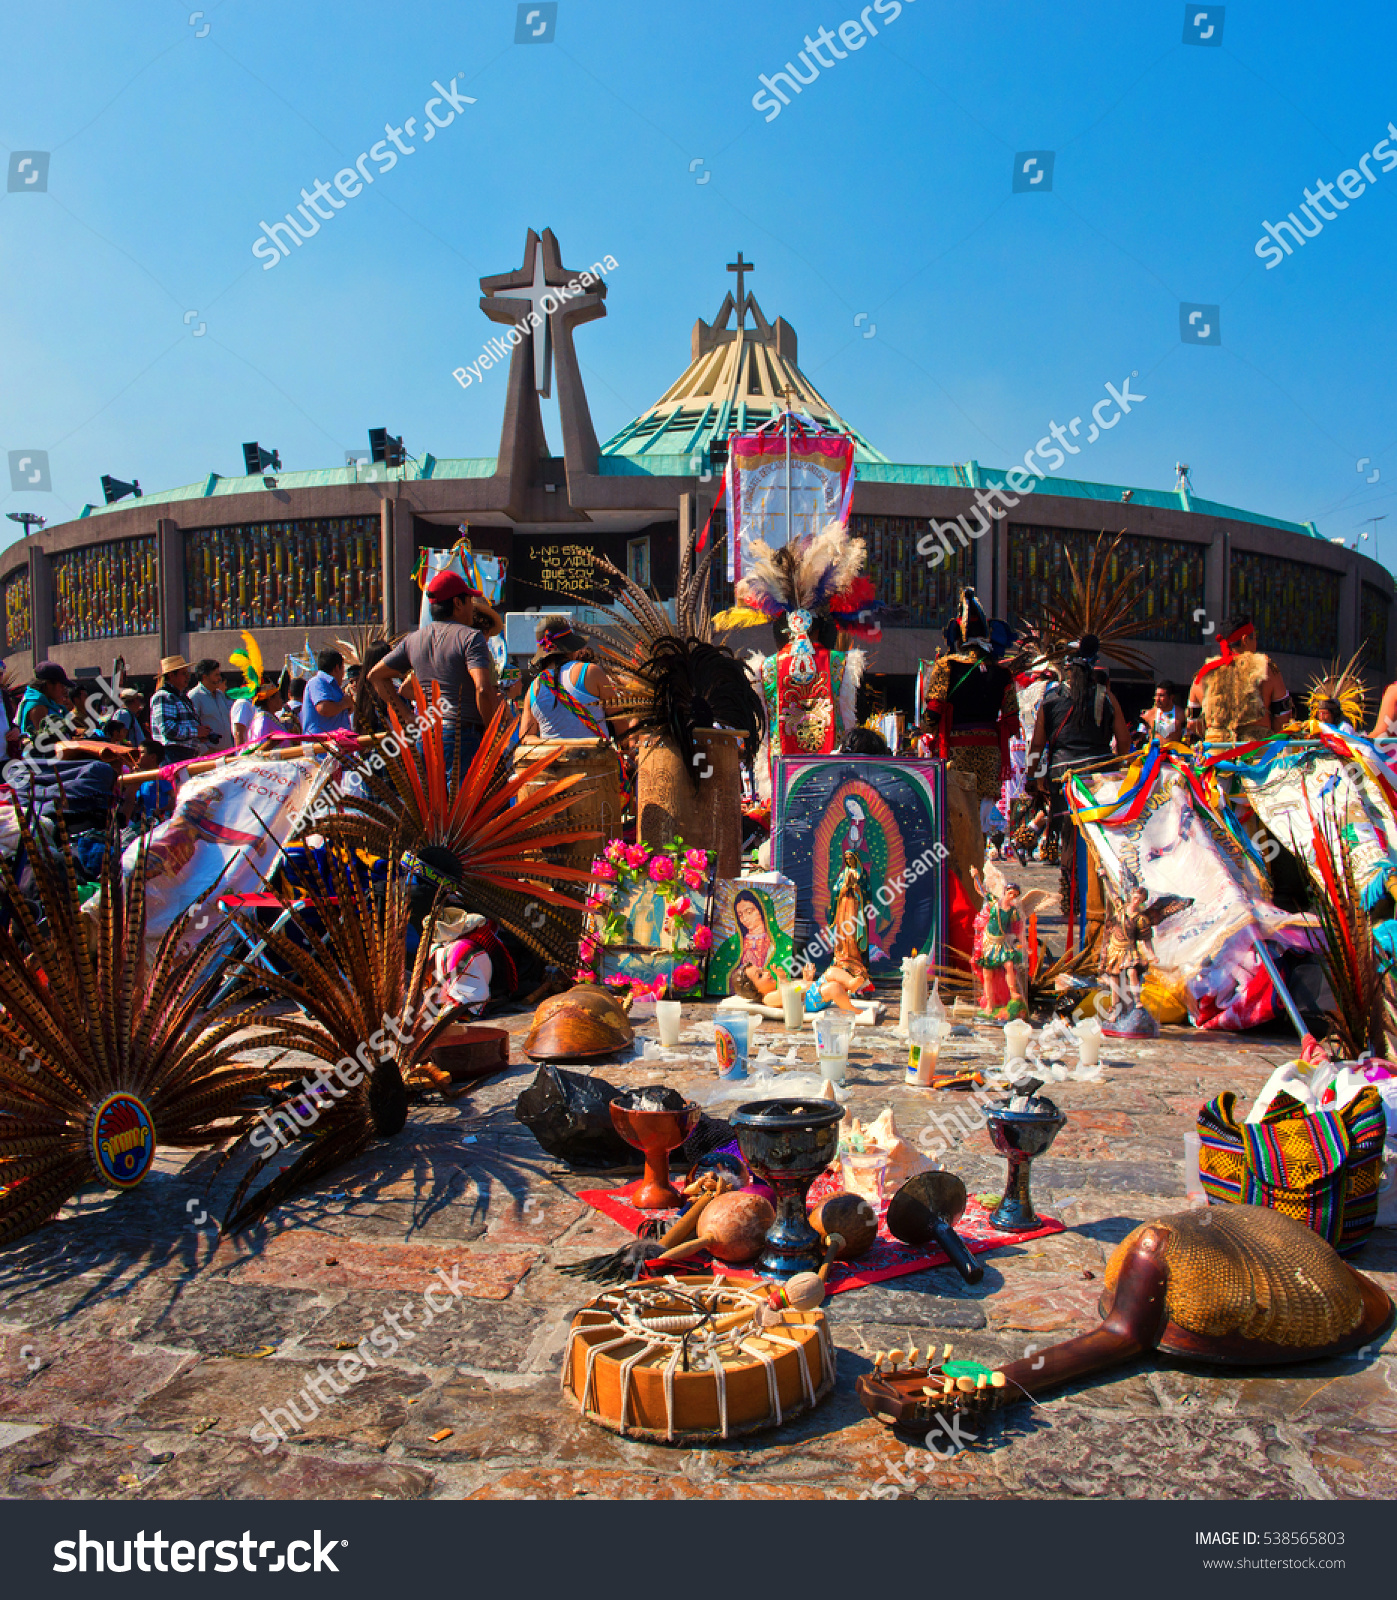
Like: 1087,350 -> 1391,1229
1076,1018 -> 1102,1067
1003,1018 -> 1033,1064
779,982 -> 803,1029
655,1000 -> 683,1048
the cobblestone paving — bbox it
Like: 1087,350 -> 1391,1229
1,864 -> 1392,1500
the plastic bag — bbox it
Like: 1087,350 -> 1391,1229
515,1064 -> 634,1168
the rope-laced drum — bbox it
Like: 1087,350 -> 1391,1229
562,1274 -> 835,1444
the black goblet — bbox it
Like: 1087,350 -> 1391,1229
731,1098 -> 845,1280
984,1094 -> 1067,1232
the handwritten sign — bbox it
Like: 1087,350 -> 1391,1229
537,543 -> 595,599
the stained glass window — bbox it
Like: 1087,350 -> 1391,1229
185,518 -> 381,632
1007,525 -> 1207,644
1230,549 -> 1340,659
3,569 -> 31,653
848,514 -> 975,627
1361,583 -> 1392,680
52,537 -> 159,644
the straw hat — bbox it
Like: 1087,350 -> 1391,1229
159,654 -> 193,676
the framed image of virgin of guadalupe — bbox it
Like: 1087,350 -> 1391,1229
705,874 -> 797,998
773,756 -> 945,984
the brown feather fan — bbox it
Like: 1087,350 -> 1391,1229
214,847 -> 452,1233
0,810 -> 280,1248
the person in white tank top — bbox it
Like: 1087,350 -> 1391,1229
517,618 -> 618,742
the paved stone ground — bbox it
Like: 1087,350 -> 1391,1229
1,861 -> 1393,1501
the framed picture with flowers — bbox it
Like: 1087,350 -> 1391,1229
577,837 -> 716,1001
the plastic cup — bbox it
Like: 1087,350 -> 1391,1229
715,1013 -> 750,1080
907,1015 -> 943,1087
779,982 -> 803,1029
655,1000 -> 682,1048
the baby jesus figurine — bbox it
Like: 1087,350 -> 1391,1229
801,962 -> 885,1022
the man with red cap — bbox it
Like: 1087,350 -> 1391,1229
369,570 -> 500,772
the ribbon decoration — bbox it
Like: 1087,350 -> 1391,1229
1194,621 -> 1256,684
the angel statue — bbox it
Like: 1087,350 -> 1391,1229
969,860 -> 1054,1021
1098,874 -> 1189,1038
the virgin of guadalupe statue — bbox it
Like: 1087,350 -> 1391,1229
830,850 -> 874,990
711,888 -> 796,1002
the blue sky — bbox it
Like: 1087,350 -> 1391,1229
3,1 -> 1396,565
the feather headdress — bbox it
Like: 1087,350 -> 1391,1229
1306,651 -> 1367,729
714,521 -> 868,630
228,631 -> 263,702
569,523 -> 767,784
1021,531 -> 1155,674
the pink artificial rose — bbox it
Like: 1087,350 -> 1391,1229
692,924 -> 713,951
664,895 -> 692,920
684,848 -> 708,871
604,973 -> 629,988
591,861 -> 617,881
672,962 -> 701,991
604,839 -> 628,864
578,937 -> 597,963
584,894 -> 610,913
682,868 -> 705,891
573,968 -> 594,985
648,854 -> 676,883
625,843 -> 649,870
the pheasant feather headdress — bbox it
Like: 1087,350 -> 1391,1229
1020,531 -> 1155,674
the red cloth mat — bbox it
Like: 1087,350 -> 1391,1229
577,1168 -> 1064,1295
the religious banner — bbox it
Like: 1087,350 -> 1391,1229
773,756 -> 945,979
1068,754 -> 1313,1030
725,417 -> 856,583
415,532 -> 507,627
706,873 -> 797,997
1214,733 -> 1397,910
124,754 -> 323,947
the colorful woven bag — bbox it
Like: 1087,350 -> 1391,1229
1197,1086 -> 1386,1254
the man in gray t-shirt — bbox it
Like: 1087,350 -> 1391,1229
370,570 -> 499,770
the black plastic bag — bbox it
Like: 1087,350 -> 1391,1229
515,1064 -> 635,1169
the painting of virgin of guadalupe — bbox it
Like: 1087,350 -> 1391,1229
774,756 -> 945,980
706,876 -> 797,998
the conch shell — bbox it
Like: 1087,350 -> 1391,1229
852,1107 -> 936,1187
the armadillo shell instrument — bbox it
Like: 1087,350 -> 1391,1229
1102,1205 -> 1390,1364
856,1203 -> 1394,1433
524,984 -> 636,1062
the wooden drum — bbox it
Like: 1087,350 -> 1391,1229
637,728 -> 744,878
562,1274 -> 834,1443
511,738 -> 621,869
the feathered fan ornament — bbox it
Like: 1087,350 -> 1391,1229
315,687 -> 599,968
214,847 -> 452,1233
572,528 -> 766,787
1021,531 -> 1155,674
0,811 -> 278,1247
1304,796 -> 1390,1061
